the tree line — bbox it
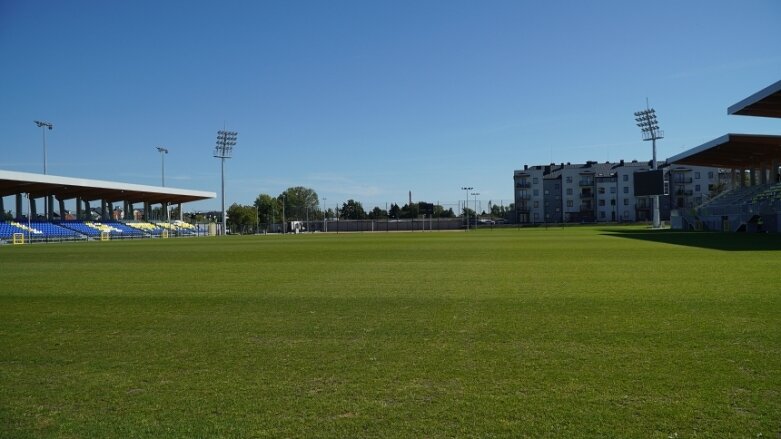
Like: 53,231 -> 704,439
225,186 -> 479,231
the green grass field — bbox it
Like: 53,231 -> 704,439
1,226 -> 780,438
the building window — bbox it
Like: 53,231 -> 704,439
623,175 -> 629,182
566,188 -> 573,195
533,201 -> 539,208
544,189 -> 549,195
610,186 -> 616,194
533,189 -> 539,196
533,177 -> 539,184
695,197 -> 702,205
598,199 -> 605,206
598,187 -> 605,194
694,171 -> 701,179
708,171 -> 714,179
695,184 -> 700,192
566,176 -> 572,184
566,200 -> 573,208
600,211 -> 605,219
610,199 -> 616,206
533,213 -> 539,221
555,184 -> 560,190
623,187 -> 629,194
623,199 -> 629,206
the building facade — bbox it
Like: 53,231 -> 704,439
513,160 -> 725,224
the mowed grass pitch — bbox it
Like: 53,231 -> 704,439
1,227 -> 780,438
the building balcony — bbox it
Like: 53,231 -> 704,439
673,178 -> 693,184
579,181 -> 594,186
580,192 -> 594,199
515,182 -> 531,189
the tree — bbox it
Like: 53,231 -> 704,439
226,203 -> 257,233
367,206 -> 387,219
400,203 -> 419,219
388,203 -> 401,219
280,186 -> 319,221
254,193 -> 279,225
435,206 -> 455,218
340,199 -> 366,219
1,210 -> 12,221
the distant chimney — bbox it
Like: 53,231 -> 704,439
524,164 -> 528,170
409,191 -> 412,206
620,159 -> 624,165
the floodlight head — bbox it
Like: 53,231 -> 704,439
156,146 -> 168,154
34,120 -> 53,129
214,130 -> 238,159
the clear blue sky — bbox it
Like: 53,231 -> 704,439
2,0 -> 780,212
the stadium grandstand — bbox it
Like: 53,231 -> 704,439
0,170 -> 215,243
668,80 -> 781,232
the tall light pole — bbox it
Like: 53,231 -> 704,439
634,105 -> 664,228
461,186 -> 473,231
34,120 -> 53,219
214,130 -> 237,236
322,197 -> 327,232
281,193 -> 286,234
156,146 -> 168,186
471,192 -> 480,225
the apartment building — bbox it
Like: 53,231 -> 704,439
513,160 -> 724,224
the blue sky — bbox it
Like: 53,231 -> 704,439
1,0 -> 780,212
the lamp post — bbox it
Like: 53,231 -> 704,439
461,186 -> 473,230
34,120 -> 53,219
471,192 -> 480,226
281,193 -> 287,234
214,130 -> 238,236
156,146 -> 168,186
322,197 -> 327,232
634,105 -> 664,228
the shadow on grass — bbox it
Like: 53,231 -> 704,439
600,228 -> 781,251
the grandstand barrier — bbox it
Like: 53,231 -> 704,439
12,233 -> 24,245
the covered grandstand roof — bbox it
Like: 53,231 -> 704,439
667,134 -> 781,168
0,170 -> 215,204
728,80 -> 781,118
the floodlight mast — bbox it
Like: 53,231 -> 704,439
214,130 -> 238,236
471,192 -> 480,224
34,120 -> 53,219
156,146 -> 168,187
461,186 -> 473,231
634,105 -> 664,228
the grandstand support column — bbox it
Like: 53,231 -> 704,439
76,198 -> 82,219
0,197 -> 4,217
47,196 -> 55,221
750,168 -> 756,186
124,201 -> 131,220
760,164 -> 768,185
58,197 -> 65,219
101,200 -> 107,220
84,201 -> 91,220
144,202 -> 150,220
178,203 -> 183,221
773,160 -> 780,183
108,202 -> 114,220
15,194 -> 23,219
30,198 -> 38,218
